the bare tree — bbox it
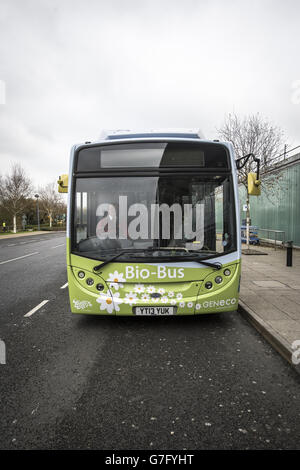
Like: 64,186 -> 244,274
217,113 -> 284,186
217,113 -> 285,250
39,182 -> 64,228
0,164 -> 32,233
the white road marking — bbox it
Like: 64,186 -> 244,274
24,300 -> 49,317
51,244 -> 65,249
7,243 -> 16,246
0,252 -> 39,265
60,282 -> 68,289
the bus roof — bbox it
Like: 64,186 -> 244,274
99,128 -> 205,141
75,129 -> 234,153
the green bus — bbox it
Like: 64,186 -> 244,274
59,129 -> 242,316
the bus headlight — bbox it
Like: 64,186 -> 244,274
205,281 -> 213,289
215,276 -> 223,284
78,271 -> 85,279
224,269 -> 231,276
86,278 -> 94,286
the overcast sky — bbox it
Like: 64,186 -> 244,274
0,0 -> 300,187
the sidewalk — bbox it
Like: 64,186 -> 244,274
239,244 -> 300,371
0,230 -> 65,239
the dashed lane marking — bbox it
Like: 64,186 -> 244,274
24,300 -> 49,317
0,252 -> 39,265
60,282 -> 68,289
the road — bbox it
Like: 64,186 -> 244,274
0,232 -> 299,450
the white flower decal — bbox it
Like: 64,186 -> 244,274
161,296 -> 169,304
134,284 -> 145,293
170,299 -> 177,305
107,270 -> 126,290
157,287 -> 165,295
176,293 -> 183,300
112,292 -> 123,312
168,291 -> 175,298
109,282 -> 119,290
96,294 -> 115,314
179,301 -> 185,308
146,285 -> 156,294
73,299 -> 92,310
141,293 -> 150,302
195,303 -> 201,310
125,292 -> 138,305
187,301 -> 193,308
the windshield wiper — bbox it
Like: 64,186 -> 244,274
93,249 -> 146,271
94,247 -> 188,271
193,258 -> 222,270
145,248 -> 223,269
93,248 -> 222,272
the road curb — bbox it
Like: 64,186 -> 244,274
238,300 -> 300,375
0,231 -> 66,240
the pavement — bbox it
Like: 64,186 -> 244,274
239,245 -> 300,371
0,230 -> 64,239
0,232 -> 299,450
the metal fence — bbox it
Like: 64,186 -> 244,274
258,228 -> 286,250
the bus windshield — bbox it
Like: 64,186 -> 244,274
73,174 -> 236,261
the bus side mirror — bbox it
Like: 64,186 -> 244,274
58,174 -> 68,193
248,172 -> 261,196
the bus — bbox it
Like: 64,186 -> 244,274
58,129 -> 242,316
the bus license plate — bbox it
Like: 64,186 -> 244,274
135,306 -> 175,316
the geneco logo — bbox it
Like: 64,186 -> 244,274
291,340 -> 300,365
196,298 -> 237,309
0,340 -> 6,364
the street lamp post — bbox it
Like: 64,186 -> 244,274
35,194 -> 40,231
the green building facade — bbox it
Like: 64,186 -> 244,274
239,153 -> 300,247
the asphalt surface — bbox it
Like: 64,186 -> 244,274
0,232 -> 299,450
